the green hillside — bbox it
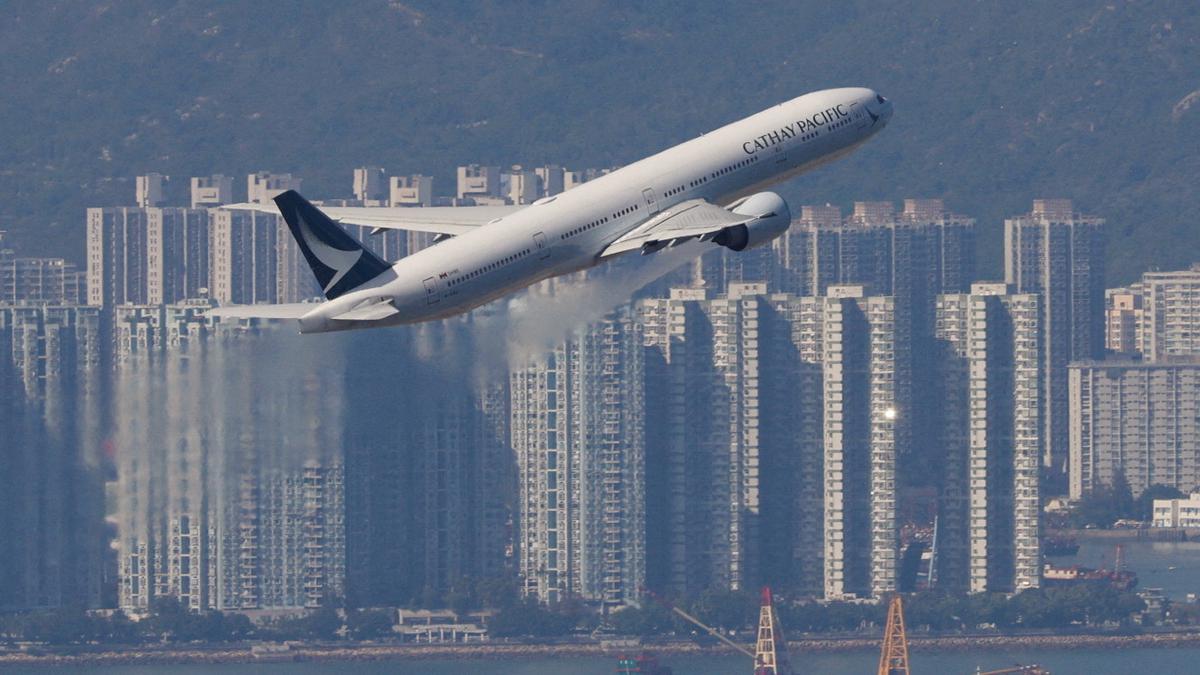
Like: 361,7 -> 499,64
1,1 -> 1198,282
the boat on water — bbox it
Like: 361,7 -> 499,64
1042,563 -> 1138,591
617,652 -> 673,674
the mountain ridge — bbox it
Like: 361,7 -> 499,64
1,1 -> 1197,283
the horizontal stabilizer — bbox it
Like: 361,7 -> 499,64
206,303 -> 317,320
333,301 -> 401,321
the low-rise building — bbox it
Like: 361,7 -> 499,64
1152,493 -> 1200,528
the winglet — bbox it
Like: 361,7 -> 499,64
273,190 -> 391,300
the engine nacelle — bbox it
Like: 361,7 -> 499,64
712,192 -> 792,252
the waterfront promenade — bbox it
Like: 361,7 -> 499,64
5,629 -> 1200,668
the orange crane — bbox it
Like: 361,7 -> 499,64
878,595 -> 910,675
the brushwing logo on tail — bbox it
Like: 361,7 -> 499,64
295,211 -> 364,294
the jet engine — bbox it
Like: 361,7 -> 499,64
712,191 -> 791,252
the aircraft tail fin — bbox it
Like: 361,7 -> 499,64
273,190 -> 391,300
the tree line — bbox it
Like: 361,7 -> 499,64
0,585 -> 1153,646
495,586 -> 1151,638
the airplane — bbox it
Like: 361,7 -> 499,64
209,87 -> 893,333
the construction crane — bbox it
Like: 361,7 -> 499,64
975,666 -> 1051,675
641,586 -> 793,674
752,587 -> 792,675
878,595 -> 910,675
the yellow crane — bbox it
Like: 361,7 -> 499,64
878,595 -> 910,675
874,594 -> 1053,675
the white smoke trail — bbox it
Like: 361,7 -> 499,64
499,240 -> 706,365
406,239 -> 710,381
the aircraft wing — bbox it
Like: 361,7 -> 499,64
221,202 -> 522,237
206,303 -> 318,319
599,199 -> 756,258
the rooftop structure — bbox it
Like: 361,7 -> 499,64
456,164 -> 501,202
352,166 -> 387,205
136,173 -> 167,208
389,174 -> 434,207
190,175 -> 233,208
247,172 -> 302,205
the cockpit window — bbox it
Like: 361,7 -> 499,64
876,94 -> 887,104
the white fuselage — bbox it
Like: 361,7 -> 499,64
298,87 -> 892,333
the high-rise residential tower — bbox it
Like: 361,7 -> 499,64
820,285 -> 909,600
641,284 -> 840,599
208,209 -> 282,305
0,233 -> 84,305
1140,264 -> 1200,362
114,315 -> 346,611
341,322 -> 512,608
512,309 -> 645,607
774,200 -> 975,300
86,206 -> 209,307
934,283 -> 1042,594
1005,199 -> 1105,473
0,305 -> 106,610
1105,288 -> 1145,357
1069,358 -> 1200,500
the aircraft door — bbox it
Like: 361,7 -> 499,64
855,107 -> 870,130
422,276 -> 440,305
642,187 -> 660,215
533,232 -> 550,259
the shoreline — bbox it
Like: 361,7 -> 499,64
1051,527 -> 1200,542
5,631 -> 1200,667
